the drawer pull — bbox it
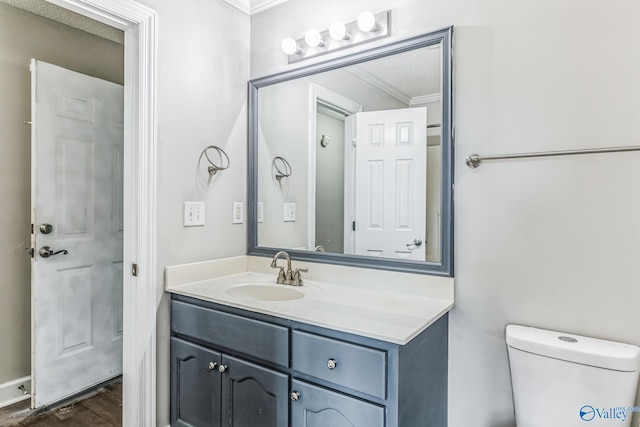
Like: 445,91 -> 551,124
208,362 -> 218,371
290,391 -> 300,402
327,358 -> 337,370
218,364 -> 228,373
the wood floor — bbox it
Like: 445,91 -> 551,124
0,381 -> 121,426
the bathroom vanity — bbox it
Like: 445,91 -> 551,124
166,256 -> 454,427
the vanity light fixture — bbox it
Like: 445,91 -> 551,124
357,11 -> 378,32
281,37 -> 301,55
304,28 -> 325,47
329,21 -> 349,41
281,10 -> 390,64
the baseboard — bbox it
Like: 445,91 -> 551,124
0,376 -> 31,409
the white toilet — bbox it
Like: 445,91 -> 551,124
506,325 -> 640,427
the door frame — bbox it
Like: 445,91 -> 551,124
45,1 -> 158,426
306,84 -> 361,251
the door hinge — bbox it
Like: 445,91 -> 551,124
352,221 -> 356,231
131,263 -> 138,277
31,224 -> 34,234
27,248 -> 34,258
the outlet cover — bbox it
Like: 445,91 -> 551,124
184,202 -> 205,226
232,202 -> 244,224
283,202 -> 296,222
257,202 -> 264,223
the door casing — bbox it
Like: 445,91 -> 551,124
44,1 -> 158,426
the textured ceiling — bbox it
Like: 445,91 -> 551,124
347,45 -> 442,105
0,0 -> 123,44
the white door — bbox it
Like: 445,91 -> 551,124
353,107 -> 427,260
30,59 -> 124,408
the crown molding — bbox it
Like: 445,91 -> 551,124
222,0 -> 249,14
222,0 -> 290,15
410,93 -> 441,105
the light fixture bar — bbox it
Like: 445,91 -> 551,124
285,10 -> 391,64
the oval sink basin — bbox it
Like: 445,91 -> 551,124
225,284 -> 304,302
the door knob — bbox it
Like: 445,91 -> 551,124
406,238 -> 423,248
208,362 -> 218,371
39,246 -> 68,258
290,391 -> 300,402
39,224 -> 53,234
218,364 -> 228,373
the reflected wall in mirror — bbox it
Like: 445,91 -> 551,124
249,28 -> 453,276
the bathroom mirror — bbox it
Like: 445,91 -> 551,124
248,27 -> 453,276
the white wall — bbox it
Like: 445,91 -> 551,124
139,0 -> 250,424
251,1 -> 640,426
0,2 -> 123,389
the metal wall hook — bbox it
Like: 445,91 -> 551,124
273,156 -> 292,182
199,145 -> 230,176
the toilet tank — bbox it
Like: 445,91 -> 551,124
506,325 -> 640,427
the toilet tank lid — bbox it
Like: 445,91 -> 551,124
506,325 -> 640,372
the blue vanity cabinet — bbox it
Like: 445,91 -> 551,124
170,294 -> 448,427
170,337 -> 289,427
171,338 -> 221,426
290,379 -> 385,427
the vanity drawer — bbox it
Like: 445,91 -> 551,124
290,379 -> 384,427
292,330 -> 386,399
171,301 -> 289,367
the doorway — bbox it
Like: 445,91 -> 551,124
0,0 -> 157,425
0,0 -> 124,412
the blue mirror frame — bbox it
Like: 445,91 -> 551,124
248,27 -> 454,277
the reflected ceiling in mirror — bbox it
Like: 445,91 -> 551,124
248,28 -> 453,276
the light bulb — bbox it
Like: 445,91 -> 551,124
281,37 -> 300,55
304,28 -> 325,47
329,21 -> 349,41
357,11 -> 377,32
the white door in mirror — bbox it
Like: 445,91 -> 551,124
352,107 -> 427,260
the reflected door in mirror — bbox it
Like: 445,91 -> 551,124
350,107 -> 426,260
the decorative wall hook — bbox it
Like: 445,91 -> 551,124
272,156 -> 292,182
200,145 -> 230,176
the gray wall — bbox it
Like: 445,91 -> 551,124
0,2 -> 123,387
142,0 -> 250,424
251,0 -> 640,426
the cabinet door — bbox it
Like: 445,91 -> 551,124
171,338 -> 222,427
220,354 -> 289,427
291,379 -> 385,427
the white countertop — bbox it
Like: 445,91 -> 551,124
165,256 -> 454,345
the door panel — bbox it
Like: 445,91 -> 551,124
171,338 -> 221,427
31,59 -> 124,407
353,107 -> 427,260
221,355 -> 288,427
291,379 -> 384,427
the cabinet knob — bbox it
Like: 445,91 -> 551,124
208,362 -> 217,371
290,391 -> 300,402
327,358 -> 337,370
218,364 -> 228,373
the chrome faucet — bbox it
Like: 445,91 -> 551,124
271,251 -> 307,286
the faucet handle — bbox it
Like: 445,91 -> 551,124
275,267 -> 286,284
291,268 -> 308,286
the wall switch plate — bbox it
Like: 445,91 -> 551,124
184,202 -> 205,226
232,202 -> 244,224
257,202 -> 264,223
283,202 -> 296,222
